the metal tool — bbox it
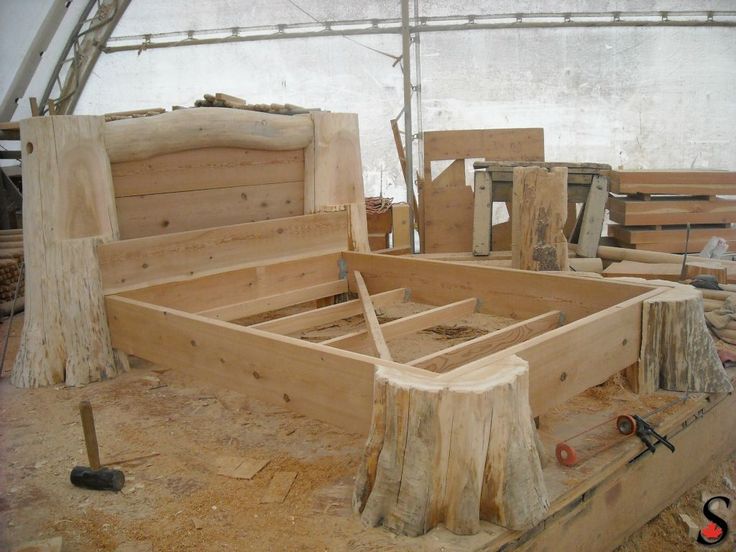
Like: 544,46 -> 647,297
70,401 -> 125,491
617,413 -> 676,455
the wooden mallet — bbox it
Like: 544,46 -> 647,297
70,401 -> 125,492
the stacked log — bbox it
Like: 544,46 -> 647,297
192,92 -> 321,116
0,259 -> 23,301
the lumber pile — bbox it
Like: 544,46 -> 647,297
608,170 -> 736,253
192,92 -> 320,116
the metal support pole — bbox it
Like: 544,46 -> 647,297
401,0 -> 416,253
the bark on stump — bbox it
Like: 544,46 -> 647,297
511,166 -> 569,271
641,286 -> 732,393
12,116 -> 127,388
354,355 -> 549,536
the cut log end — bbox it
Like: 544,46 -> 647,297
354,357 -> 549,537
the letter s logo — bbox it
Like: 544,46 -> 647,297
697,496 -> 730,546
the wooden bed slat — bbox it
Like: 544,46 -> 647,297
99,211 -> 348,293
197,279 -> 348,321
251,288 -> 408,335
323,297 -> 478,354
409,310 -> 562,373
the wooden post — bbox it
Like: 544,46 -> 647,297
640,286 -> 732,393
511,167 -> 568,271
472,170 -> 492,256
12,116 -> 128,388
353,355 -> 549,536
576,174 -> 608,258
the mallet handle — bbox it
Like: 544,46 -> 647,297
79,401 -> 101,470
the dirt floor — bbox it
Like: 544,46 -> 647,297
0,309 -> 734,551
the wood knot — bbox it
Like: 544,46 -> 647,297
252,370 -> 260,379
282,393 -> 290,403
559,371 -> 567,382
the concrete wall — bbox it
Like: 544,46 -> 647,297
2,1 -> 735,201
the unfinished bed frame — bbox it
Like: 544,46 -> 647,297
13,110 -> 734,548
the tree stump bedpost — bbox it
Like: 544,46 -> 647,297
12,116 -> 127,388
354,355 -> 549,537
641,286 -> 732,393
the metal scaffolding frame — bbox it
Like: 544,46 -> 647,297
38,0 -> 131,115
103,10 -> 736,53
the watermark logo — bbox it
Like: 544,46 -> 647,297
697,496 -> 731,547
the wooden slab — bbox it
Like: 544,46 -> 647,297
116,180 -> 304,239
261,471 -> 297,503
423,129 -> 544,162
609,196 -> 736,226
608,223 -> 736,244
216,455 -> 270,479
99,211 -> 348,292
609,170 -> 736,195
111,147 -> 304,197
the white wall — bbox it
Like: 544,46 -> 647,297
3,1 -> 735,200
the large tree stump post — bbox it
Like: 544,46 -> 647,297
353,356 -> 549,537
511,166 -> 568,271
640,286 -> 732,394
12,116 -> 127,388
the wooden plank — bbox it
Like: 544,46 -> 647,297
111,147 -> 304,197
104,295 -> 415,434
575,175 -> 608,258
352,271 -> 393,360
261,472 -> 297,503
391,203 -> 410,249
609,196 -> 736,226
342,252 -> 653,322
251,288 -> 408,334
309,112 -> 362,208
408,310 -> 561,373
608,223 -> 736,244
99,211 -> 348,292
609,170 -> 736,195
324,297 -> 478,354
423,128 -> 544,163
422,184 -> 474,252
119,252 -> 341,313
602,260 -> 726,283
197,279 -> 348,321
627,238 -> 719,254
103,108 -> 313,163
116,180 -> 304,239
436,288 -> 666,416
472,171 -> 492,256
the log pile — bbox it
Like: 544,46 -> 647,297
608,170 -> 736,253
192,92 -> 320,116
0,258 -> 23,302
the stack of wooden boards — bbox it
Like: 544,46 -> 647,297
608,170 -> 736,253
191,93 -> 319,116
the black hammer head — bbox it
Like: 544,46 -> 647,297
70,465 -> 125,492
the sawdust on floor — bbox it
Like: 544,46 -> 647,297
1,310 -> 734,551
